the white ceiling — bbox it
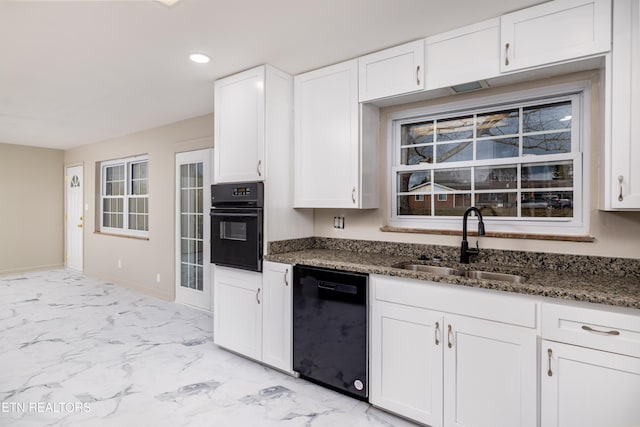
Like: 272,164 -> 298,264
0,0 -> 547,149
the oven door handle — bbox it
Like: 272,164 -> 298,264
209,211 -> 259,218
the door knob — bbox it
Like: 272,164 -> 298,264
77,224 -> 83,228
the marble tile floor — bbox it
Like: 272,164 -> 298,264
0,270 -> 418,427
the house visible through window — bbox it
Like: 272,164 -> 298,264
390,85 -> 587,236
100,155 -> 149,237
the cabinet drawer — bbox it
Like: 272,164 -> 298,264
542,303 -> 640,357
372,275 -> 537,328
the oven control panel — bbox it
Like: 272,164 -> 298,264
232,187 -> 252,197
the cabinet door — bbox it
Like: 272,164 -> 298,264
541,340 -> 640,427
426,18 -> 499,91
214,66 -> 265,183
444,314 -> 537,427
500,0 -> 611,72
294,60 -> 359,208
261,261 -> 292,372
358,39 -> 424,102
213,266 -> 262,360
607,0 -> 640,209
370,302 -> 444,427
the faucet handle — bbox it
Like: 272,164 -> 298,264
467,241 -> 480,255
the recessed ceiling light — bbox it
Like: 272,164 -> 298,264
189,53 -> 210,64
156,0 -> 182,7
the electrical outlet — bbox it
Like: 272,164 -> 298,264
333,216 -> 345,229
118,259 -> 122,269
156,274 -> 161,283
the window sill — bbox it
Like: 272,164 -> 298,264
380,225 -> 595,242
94,231 -> 150,241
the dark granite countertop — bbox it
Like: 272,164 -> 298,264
265,238 -> 640,310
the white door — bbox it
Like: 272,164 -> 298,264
65,165 -> 83,271
175,149 -> 212,311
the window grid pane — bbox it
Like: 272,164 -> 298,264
100,157 -> 149,235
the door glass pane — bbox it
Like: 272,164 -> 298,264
179,161 -> 205,291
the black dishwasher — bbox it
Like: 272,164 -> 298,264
292,265 -> 368,401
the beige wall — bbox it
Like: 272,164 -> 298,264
0,143 -> 65,274
315,71 -> 640,260
64,114 -> 213,300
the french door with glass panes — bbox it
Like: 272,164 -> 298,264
175,149 -> 212,311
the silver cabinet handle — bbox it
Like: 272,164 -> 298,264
505,43 -> 510,66
257,160 -> 262,177
352,187 -> 356,204
547,348 -> 553,377
582,325 -> 620,336
416,65 -> 421,86
618,175 -> 624,202
284,269 -> 289,286
447,324 -> 453,349
435,321 -> 440,346
256,288 -> 261,304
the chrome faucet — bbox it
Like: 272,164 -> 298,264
460,207 -> 486,264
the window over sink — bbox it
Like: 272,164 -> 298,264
389,82 -> 589,236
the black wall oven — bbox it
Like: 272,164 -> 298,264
210,182 -> 264,272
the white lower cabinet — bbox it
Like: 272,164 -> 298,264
540,301 -> 640,426
541,340 -> 640,427
213,262 -> 293,373
370,302 -> 443,426
261,261 -> 293,372
444,313 -> 537,427
213,265 -> 262,361
370,275 -> 538,427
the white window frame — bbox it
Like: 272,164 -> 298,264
387,81 -> 590,236
100,155 -> 149,238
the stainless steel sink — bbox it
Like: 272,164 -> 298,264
464,270 -> 527,283
392,262 -> 527,283
392,263 -> 464,276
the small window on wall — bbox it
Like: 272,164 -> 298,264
389,84 -> 588,236
100,155 -> 149,237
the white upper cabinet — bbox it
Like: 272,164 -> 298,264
500,0 -> 612,72
358,39 -> 425,102
294,59 -> 378,208
426,18 -> 500,90
604,0 -> 640,209
214,66 -> 265,183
